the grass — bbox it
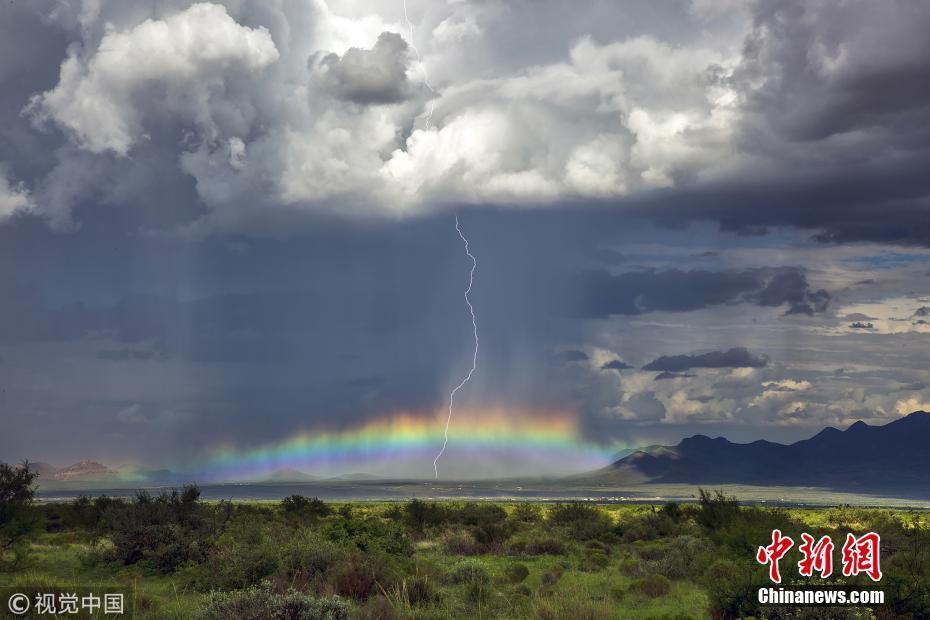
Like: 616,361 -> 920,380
3,532 -> 202,619
2,498 -> 928,619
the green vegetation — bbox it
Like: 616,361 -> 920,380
2,462 -> 930,618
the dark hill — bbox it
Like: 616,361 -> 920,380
601,411 -> 930,490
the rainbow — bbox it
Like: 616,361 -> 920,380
190,407 -> 619,481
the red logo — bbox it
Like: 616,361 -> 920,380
758,530 -> 881,583
798,533 -> 834,578
756,529 -> 794,583
841,532 -> 882,582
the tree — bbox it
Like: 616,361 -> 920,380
0,461 -> 39,567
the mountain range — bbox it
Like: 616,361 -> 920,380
28,460 -> 115,481
600,411 -> 930,491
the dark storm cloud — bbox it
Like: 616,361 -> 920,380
312,32 -> 414,105
749,269 -> 830,316
4,0 -> 930,472
571,266 -> 829,318
654,371 -> 695,381
601,360 -> 633,373
690,0 -> 930,245
643,347 -> 769,372
738,0 -> 930,143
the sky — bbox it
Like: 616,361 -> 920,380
2,0 -> 930,479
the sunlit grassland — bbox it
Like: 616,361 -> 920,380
2,499 -> 927,619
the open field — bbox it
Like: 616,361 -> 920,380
33,479 -> 930,508
3,489 -> 930,619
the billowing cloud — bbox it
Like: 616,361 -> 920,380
0,167 -> 30,221
643,347 -> 769,372
0,0 -> 925,243
26,3 -> 279,156
312,31 -> 413,104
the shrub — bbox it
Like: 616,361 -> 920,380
696,489 -> 739,530
506,563 -> 530,583
279,531 -> 344,583
193,515 -> 282,590
355,595 -> 399,620
443,531 -> 484,556
510,503 -> 542,523
449,560 -> 490,586
581,548 -> 609,571
99,485 -> 217,573
525,537 -> 565,555
0,461 -> 39,568
457,503 -> 507,527
471,521 -> 513,547
323,515 -> 412,556
547,502 -> 599,526
325,553 -> 389,600
0,462 -> 37,522
404,499 -> 449,532
281,495 -> 331,520
390,570 -> 439,608
198,585 -> 349,620
630,574 -> 671,598
547,503 -> 612,540
702,559 -> 759,618
661,502 -> 684,521
541,566 -> 563,587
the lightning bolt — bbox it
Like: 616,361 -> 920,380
433,215 -> 478,478
402,0 -> 437,128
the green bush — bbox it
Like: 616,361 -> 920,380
99,485 -> 221,573
456,503 -> 507,527
696,489 -> 740,530
199,585 -> 349,620
636,535 -> 708,579
403,499 -> 449,532
0,461 -> 39,568
323,514 -> 412,556
547,503 -> 612,540
443,531 -> 484,555
525,536 -> 566,555
471,521 -> 513,547
325,553 -> 390,600
702,559 -> 759,618
629,574 -> 671,598
279,532 -> 344,580
581,548 -> 609,571
390,570 -> 439,608
510,503 -> 542,523
541,565 -> 564,587
506,562 -> 530,583
194,516 -> 279,590
449,560 -> 490,586
281,495 -> 331,520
